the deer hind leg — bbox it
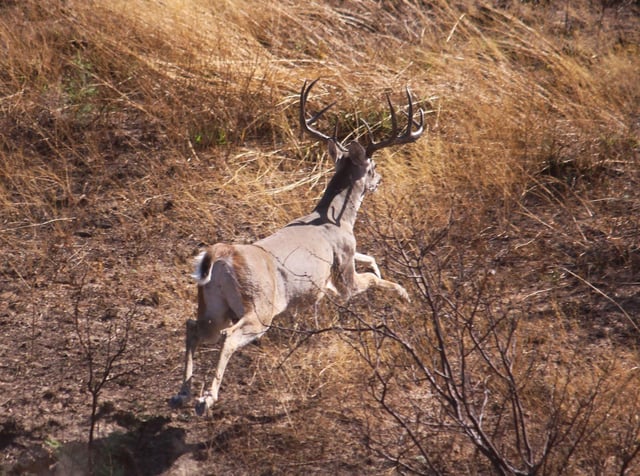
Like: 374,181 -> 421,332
170,315 -> 230,408
195,312 -> 269,415
171,258 -> 242,409
169,319 -> 201,408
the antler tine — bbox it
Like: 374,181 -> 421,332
365,86 -> 425,157
307,101 -> 335,126
404,87 -> 425,139
300,79 -> 341,147
386,93 -> 399,138
405,87 -> 413,136
362,94 -> 398,152
401,109 -> 425,131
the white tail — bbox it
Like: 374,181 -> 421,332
191,251 -> 213,286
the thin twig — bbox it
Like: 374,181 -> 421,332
1,217 -> 76,233
559,266 -> 639,334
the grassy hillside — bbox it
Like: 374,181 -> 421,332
1,0 -> 639,474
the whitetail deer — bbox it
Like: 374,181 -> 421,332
170,79 -> 424,415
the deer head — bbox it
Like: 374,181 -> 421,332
300,78 -> 424,196
297,79 -> 425,229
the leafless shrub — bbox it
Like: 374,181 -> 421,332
71,270 -> 142,468
343,214 -> 640,475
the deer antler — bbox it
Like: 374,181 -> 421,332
300,79 -> 347,152
363,87 -> 425,157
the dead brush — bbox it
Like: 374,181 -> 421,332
347,205 -> 640,474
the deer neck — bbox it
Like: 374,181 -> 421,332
313,168 -> 366,229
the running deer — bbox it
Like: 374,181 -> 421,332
170,79 -> 424,415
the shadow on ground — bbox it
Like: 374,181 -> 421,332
2,407 -> 302,475
3,413 -> 199,476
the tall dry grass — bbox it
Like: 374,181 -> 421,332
1,0 -> 639,474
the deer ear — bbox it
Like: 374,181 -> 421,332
327,140 -> 344,164
347,141 -> 368,166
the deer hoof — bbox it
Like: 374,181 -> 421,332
195,392 -> 215,416
169,390 -> 191,408
397,285 -> 410,302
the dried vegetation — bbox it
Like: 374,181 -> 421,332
1,0 -> 639,474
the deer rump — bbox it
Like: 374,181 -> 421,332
193,245 -> 249,327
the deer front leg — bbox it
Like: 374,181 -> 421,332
170,319 -> 200,408
354,252 -> 381,278
352,272 -> 410,301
